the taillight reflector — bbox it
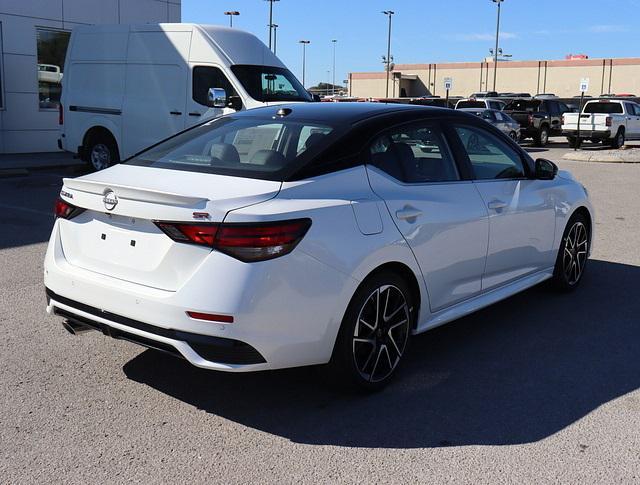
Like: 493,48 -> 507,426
186,311 -> 234,324
54,198 -> 85,219
154,219 -> 312,262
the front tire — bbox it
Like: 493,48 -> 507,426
552,213 -> 590,291
326,271 -> 414,391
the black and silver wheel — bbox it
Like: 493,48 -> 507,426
535,125 -> 549,146
326,271 -> 414,390
552,213 -> 590,291
86,133 -> 119,171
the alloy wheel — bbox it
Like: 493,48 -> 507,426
352,284 -> 410,383
562,221 -> 588,285
91,143 -> 111,171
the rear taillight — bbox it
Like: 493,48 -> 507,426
54,198 -> 85,219
606,116 -> 612,127
58,104 -> 63,125
528,114 -> 534,125
154,219 -> 312,262
561,115 -> 565,125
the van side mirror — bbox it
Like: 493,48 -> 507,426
535,158 -> 558,180
228,95 -> 243,111
207,88 -> 227,108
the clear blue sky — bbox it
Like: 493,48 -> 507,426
182,0 -> 640,87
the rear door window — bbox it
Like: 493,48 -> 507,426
584,102 -> 623,114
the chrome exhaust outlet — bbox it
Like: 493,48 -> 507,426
62,319 -> 95,335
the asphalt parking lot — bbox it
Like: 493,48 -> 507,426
1,140 -> 639,483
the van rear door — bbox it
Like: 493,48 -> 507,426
122,28 -> 191,157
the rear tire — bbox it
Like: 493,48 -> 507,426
324,271 -> 415,391
610,129 -> 625,149
509,131 -> 519,142
534,125 -> 549,146
551,213 -> 590,292
590,138 -> 601,144
567,136 -> 582,149
86,133 -> 119,171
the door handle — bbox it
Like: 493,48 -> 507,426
487,199 -> 507,210
396,207 -> 423,221
188,112 -> 201,117
170,111 -> 182,115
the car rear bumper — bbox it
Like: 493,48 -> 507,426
562,129 -> 611,139
44,220 -> 357,372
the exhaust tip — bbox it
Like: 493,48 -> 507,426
62,319 -> 94,335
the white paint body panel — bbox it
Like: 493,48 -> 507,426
44,159 -> 593,371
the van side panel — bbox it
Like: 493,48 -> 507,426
121,31 -> 192,157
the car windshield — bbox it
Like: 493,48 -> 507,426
126,116 -> 337,180
583,102 -> 624,114
231,65 -> 312,102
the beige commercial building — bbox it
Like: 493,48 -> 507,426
349,57 -> 640,99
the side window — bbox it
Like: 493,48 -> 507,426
192,66 -> 238,106
624,102 -> 636,115
633,104 -> 640,116
558,102 -> 570,113
454,125 -> 526,180
547,101 -> 560,116
494,111 -> 505,121
368,123 -> 459,183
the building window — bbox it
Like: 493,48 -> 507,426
36,28 -> 70,109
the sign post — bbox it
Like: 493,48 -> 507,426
443,77 -> 453,107
575,78 -> 589,150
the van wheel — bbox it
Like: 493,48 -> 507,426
534,126 -> 549,146
87,134 -> 119,171
610,129 -> 625,149
324,271 -> 414,391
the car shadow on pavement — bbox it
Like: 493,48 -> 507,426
123,259 -> 640,448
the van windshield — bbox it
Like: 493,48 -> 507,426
126,116 -> 337,181
231,65 -> 312,102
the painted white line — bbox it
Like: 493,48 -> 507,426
0,203 -> 51,217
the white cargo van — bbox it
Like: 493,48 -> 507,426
59,24 -> 312,170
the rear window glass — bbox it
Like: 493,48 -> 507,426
583,102 -> 623,114
126,117 -> 338,180
457,101 -> 486,109
504,100 -> 540,111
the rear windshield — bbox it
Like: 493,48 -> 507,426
126,116 -> 338,180
583,102 -> 623,114
231,65 -> 312,102
504,100 -> 540,111
457,101 -> 486,109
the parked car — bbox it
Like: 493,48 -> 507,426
503,98 -> 572,146
562,99 -> 640,148
469,91 -> 498,98
498,92 -> 532,98
37,64 -> 63,84
45,103 -> 593,390
455,98 -> 506,110
59,24 -> 311,171
534,93 -> 557,99
459,108 -> 520,141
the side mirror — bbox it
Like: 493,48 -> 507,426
311,93 -> 321,102
228,95 -> 243,111
207,87 -> 227,108
535,158 -> 558,180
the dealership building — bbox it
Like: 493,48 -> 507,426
349,57 -> 640,100
0,0 -> 181,154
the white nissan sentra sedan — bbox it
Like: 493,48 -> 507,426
44,103 -> 593,390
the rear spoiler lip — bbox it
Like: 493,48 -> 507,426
62,178 -> 210,208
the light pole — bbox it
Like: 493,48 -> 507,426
326,70 -> 330,96
223,11 -> 239,28
272,24 -> 278,54
382,10 -> 394,98
331,39 -> 337,96
491,0 -> 504,92
264,0 -> 280,51
299,40 -> 310,88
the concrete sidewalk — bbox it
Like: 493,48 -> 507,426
0,152 -> 84,175
562,146 -> 640,163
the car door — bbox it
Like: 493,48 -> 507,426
451,123 -> 557,291
493,111 -> 509,135
624,102 -> 640,138
365,121 -> 489,312
185,65 -> 239,128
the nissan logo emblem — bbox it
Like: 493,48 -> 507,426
103,190 -> 118,211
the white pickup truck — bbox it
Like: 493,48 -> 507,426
562,99 -> 640,148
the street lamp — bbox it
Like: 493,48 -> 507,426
381,10 -> 394,98
299,40 -> 310,88
326,70 -> 330,96
491,0 -> 504,92
223,11 -> 239,28
331,39 -> 337,96
272,24 -> 279,54
264,0 -> 280,51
